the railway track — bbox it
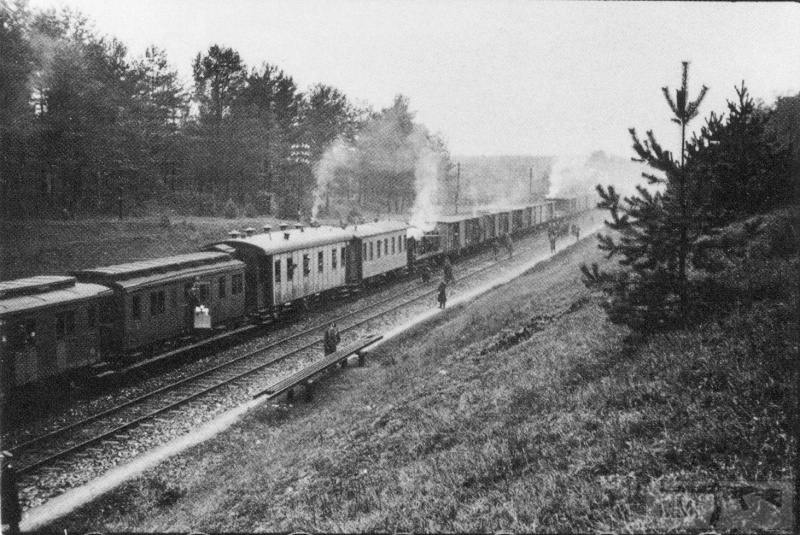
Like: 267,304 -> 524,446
11,213 -> 596,508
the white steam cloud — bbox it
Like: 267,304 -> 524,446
311,101 -> 449,226
409,133 -> 442,230
548,151 -> 652,202
312,138 -> 354,220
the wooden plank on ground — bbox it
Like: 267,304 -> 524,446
252,334 -> 383,400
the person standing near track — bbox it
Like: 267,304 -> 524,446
324,322 -> 340,355
443,256 -> 454,284
504,233 -> 513,259
437,280 -> 447,309
491,238 -> 499,261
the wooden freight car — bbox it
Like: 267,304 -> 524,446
0,276 -> 113,390
435,214 -> 484,256
74,252 -> 246,355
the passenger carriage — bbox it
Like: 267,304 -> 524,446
210,226 -> 354,314
73,252 -> 245,355
0,276 -> 113,389
351,221 -> 408,283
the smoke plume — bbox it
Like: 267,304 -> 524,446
311,97 -> 449,226
548,151 -> 652,200
312,138 -> 354,219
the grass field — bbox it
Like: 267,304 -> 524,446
40,211 -> 797,532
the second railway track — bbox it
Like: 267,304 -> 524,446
10,213 -> 597,510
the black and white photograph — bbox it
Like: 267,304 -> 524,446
1,0 -> 798,532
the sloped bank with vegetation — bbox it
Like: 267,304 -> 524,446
43,207 -> 796,533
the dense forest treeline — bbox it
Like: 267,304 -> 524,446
2,4 -> 798,223
0,3 -> 456,220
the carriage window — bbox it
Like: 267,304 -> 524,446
377,240 -> 381,258
341,247 -> 346,265
274,260 -> 281,283
303,254 -> 310,277
391,237 -> 395,254
56,310 -> 75,338
131,295 -> 141,319
232,274 -> 243,293
318,251 -> 324,272
87,305 -> 97,328
218,276 -> 226,299
287,258 -> 294,280
150,290 -> 166,316
369,241 -> 373,260
331,248 -> 337,269
384,238 -> 389,255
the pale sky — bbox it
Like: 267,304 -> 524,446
25,0 -> 800,158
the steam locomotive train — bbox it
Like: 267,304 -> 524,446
0,195 -> 593,392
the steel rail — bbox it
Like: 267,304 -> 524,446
13,213 -> 588,475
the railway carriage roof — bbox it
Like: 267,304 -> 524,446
350,221 -> 408,238
74,252 -> 235,279
0,276 -> 112,316
434,214 -> 483,223
109,260 -> 244,291
215,226 -> 354,256
72,252 -> 245,291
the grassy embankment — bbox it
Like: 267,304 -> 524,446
46,209 -> 796,532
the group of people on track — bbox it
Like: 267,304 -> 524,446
324,219 -> 586,353
546,220 -> 581,253
422,219 -> 586,312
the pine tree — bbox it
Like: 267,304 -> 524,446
581,62 -> 709,332
686,82 -> 791,221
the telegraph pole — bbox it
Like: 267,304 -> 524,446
529,167 -> 533,201
455,162 -> 460,214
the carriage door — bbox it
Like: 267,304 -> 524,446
263,257 -> 274,309
244,266 -> 258,312
9,319 -> 38,386
346,242 -> 361,285
55,310 -> 75,374
184,282 -> 195,327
